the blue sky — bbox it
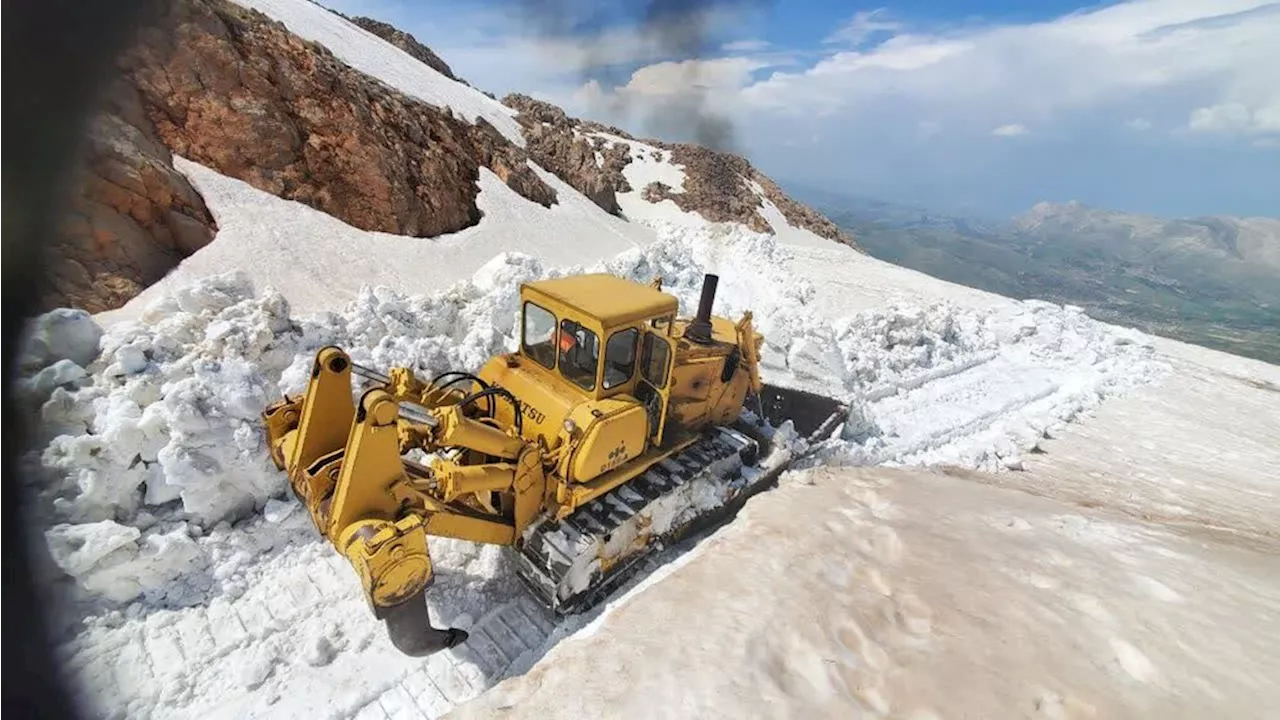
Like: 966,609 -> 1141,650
329,0 -> 1280,218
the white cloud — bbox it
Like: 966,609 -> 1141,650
618,57 -> 768,98
740,1 -> 1280,135
1126,118 -> 1153,131
826,9 -> 903,47
992,123 -> 1029,136
1190,100 -> 1280,134
1189,103 -> 1253,132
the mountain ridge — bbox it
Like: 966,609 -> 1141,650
810,190 -> 1280,364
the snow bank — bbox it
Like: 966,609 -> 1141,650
24,224 -> 1162,606
100,158 -> 653,325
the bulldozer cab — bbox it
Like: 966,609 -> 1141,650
519,275 -> 679,442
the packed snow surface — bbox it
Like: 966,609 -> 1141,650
25,208 -> 1182,718
456,464 -> 1280,719
230,0 -> 525,147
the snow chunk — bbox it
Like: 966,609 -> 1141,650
45,521 -> 142,577
263,498 -> 299,523
21,308 -> 103,371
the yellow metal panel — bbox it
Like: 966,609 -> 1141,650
566,398 -> 649,483
338,516 -> 432,611
326,390 -> 407,535
423,511 -> 516,545
478,353 -> 581,445
523,274 -> 678,329
670,360 -> 717,402
289,347 -> 356,476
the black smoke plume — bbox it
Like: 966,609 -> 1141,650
513,0 -> 767,152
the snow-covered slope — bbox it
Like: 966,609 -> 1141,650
232,0 -> 524,147
99,158 -> 653,325
456,341 -> 1280,719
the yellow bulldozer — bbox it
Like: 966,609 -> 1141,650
262,272 -> 846,655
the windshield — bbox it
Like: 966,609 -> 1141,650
522,301 -> 557,369
640,333 -> 671,388
603,328 -> 639,390
558,318 -> 599,390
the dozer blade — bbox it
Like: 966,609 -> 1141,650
757,382 -> 850,443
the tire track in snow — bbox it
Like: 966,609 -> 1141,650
62,536 -> 555,720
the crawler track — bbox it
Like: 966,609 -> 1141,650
514,426 -> 793,615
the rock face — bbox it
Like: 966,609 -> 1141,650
501,94 -> 851,243
122,0 -> 554,237
49,77 -> 217,312
640,143 -> 849,243
503,94 -> 632,216
345,16 -> 460,82
47,0 -> 556,313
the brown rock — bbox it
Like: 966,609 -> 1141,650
652,142 -> 853,245
47,0 -> 563,313
502,94 -> 851,245
118,0 -> 556,238
502,93 -> 632,215
45,74 -> 218,313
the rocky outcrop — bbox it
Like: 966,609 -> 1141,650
751,172 -> 847,243
48,77 -> 217,312
503,94 -> 632,215
47,0 -> 559,312
644,144 -> 771,234
123,0 -> 554,236
499,95 -> 850,243
653,143 -> 849,243
345,16 -> 461,83
51,2 -> 850,313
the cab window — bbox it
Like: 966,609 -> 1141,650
522,302 -> 556,369
558,318 -> 599,390
640,333 -> 671,388
603,328 -> 639,390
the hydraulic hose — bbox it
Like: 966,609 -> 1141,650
459,386 -> 524,435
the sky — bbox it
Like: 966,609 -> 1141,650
326,0 -> 1280,219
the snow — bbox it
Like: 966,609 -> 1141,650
456,463 -> 1280,719
27,200 -> 1198,717
98,158 -> 653,325
230,0 -> 525,147
24,147 -> 1278,717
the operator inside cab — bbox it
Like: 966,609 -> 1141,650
557,319 -> 599,389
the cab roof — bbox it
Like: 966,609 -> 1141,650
523,273 -> 679,328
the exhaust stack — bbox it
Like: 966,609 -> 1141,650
683,273 -> 719,344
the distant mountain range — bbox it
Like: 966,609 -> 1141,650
793,186 -> 1280,364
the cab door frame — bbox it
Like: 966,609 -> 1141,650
637,331 -> 675,447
